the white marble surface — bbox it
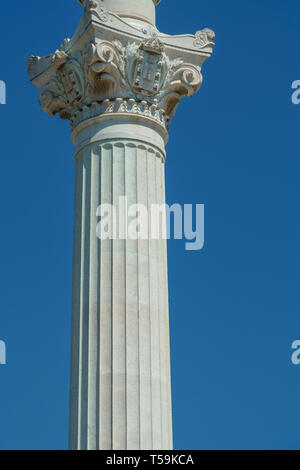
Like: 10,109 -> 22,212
69,127 -> 173,450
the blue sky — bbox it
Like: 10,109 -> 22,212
0,0 -> 300,450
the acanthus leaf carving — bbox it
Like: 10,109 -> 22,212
32,45 -> 86,120
84,41 -> 124,96
39,77 -> 68,118
158,61 -> 203,124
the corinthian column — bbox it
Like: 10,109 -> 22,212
27,0 -> 214,450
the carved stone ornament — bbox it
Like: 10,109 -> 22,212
27,2 -> 214,131
194,28 -> 215,49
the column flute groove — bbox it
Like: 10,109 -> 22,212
146,148 -> 153,451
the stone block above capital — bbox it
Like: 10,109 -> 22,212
78,0 -> 162,26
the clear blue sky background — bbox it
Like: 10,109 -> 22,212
0,0 -> 300,450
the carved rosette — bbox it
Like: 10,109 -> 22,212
28,13 -> 214,133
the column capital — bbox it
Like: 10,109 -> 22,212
27,3 -> 214,139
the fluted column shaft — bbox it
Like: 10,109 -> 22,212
69,119 -> 172,450
27,0 -> 214,454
